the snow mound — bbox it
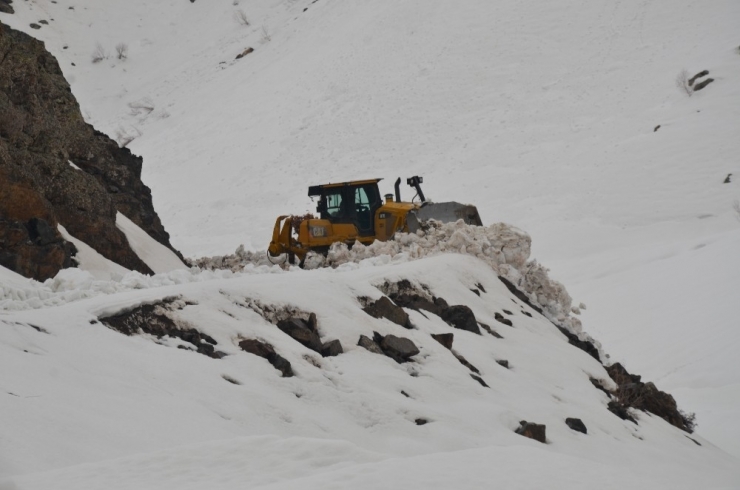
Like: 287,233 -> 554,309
0,265 -> 283,312
195,220 -> 595,351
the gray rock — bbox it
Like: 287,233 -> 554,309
238,338 -> 293,377
380,334 -> 420,363
357,335 -> 384,355
441,305 -> 480,335
516,421 -> 546,443
431,333 -> 454,349
0,24 -> 181,280
277,318 -> 322,353
565,418 -> 587,434
321,339 -> 343,357
363,296 -> 411,328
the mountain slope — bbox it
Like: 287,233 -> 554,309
2,254 -> 736,489
1,0 -> 739,476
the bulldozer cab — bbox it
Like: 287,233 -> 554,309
309,179 -> 383,236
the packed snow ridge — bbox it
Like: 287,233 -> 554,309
193,220 -> 597,356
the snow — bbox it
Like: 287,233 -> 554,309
115,212 -> 187,274
1,0 -> 740,486
57,224 -> 130,280
1,256 -> 737,489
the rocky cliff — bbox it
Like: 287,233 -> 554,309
0,21 -> 181,280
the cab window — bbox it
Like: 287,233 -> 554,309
325,190 -> 343,218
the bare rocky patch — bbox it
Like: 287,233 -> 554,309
99,297 -> 225,358
238,299 -> 343,358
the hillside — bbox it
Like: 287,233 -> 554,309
2,254 -> 737,489
1,0 -> 739,487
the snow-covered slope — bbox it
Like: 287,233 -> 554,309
1,0 -> 739,482
2,255 -> 737,489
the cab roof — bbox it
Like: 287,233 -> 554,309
308,178 -> 382,197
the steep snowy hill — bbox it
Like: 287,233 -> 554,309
2,255 -> 737,489
2,0 -> 740,479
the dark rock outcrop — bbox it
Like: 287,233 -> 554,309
363,296 -> 412,329
357,334 -> 384,354
238,338 -> 293,377
498,276 -> 543,314
565,418 -> 587,434
321,339 -> 343,357
0,22 -> 180,280
0,1 -> 14,15
515,421 -> 546,443
380,334 -> 420,363
556,325 -> 600,362
277,317 -> 322,353
454,351 -> 480,374
494,312 -> 513,327
431,333 -> 454,349
606,362 -> 691,431
441,305 -> 481,335
358,331 -> 419,363
99,298 -> 225,359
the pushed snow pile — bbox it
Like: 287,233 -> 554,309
196,220 -> 590,349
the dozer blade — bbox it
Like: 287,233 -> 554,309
407,202 -> 483,232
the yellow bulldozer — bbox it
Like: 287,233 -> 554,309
268,176 -> 482,264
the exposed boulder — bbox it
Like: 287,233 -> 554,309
431,333 -> 454,349
441,305 -> 481,335
363,296 -> 412,329
357,334 -> 384,355
357,332 -> 419,363
565,418 -> 587,434
470,374 -> 489,388
0,1 -> 13,14
238,339 -> 293,377
515,421 -> 546,443
276,318 -> 322,353
496,359 -> 509,369
380,334 -> 420,363
379,279 -> 448,317
321,339 -> 343,357
99,298 -> 225,359
0,22 -> 181,280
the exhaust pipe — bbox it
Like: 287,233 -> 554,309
406,176 -> 426,203
394,178 -> 401,202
